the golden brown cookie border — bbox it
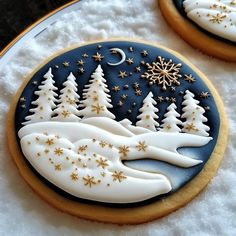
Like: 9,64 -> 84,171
159,0 -> 236,62
6,38 -> 228,224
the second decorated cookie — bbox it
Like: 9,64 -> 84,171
7,39 -> 228,224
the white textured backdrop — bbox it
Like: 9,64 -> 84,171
0,0 -> 236,235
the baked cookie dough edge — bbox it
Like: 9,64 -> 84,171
6,38 -> 228,225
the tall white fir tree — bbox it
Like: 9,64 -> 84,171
136,91 -> 159,131
181,90 -> 210,137
160,103 -> 182,132
52,72 -> 81,122
79,64 -> 115,119
23,67 -> 57,125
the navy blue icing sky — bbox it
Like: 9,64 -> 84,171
173,0 -> 236,46
15,41 -> 220,206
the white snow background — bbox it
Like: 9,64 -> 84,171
0,0 -> 236,235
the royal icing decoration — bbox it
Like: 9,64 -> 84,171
16,41 -> 219,204
184,0 -> 236,42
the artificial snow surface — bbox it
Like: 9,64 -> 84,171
0,0 -> 236,235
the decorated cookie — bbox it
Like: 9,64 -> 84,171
159,0 -> 236,62
7,39 -> 228,224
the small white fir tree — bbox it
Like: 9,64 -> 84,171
136,91 -> 159,131
79,64 -> 115,119
23,67 -> 57,125
160,103 -> 182,132
181,90 -> 210,137
52,72 -> 80,122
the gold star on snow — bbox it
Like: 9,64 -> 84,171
77,59 -> 85,66
78,145 -> 88,153
96,157 -> 109,169
83,175 -> 97,187
54,147 -> 63,156
118,145 -> 130,157
66,98 -> 76,105
91,104 -> 105,114
141,50 -> 148,56
92,95 -> 99,101
61,110 -> 71,118
126,58 -> 134,65
209,13 -> 226,24
112,171 -> 127,182
54,164 -> 62,171
185,123 -> 199,132
200,91 -> 210,99
112,86 -> 120,92
165,124 -> 172,130
142,56 -> 182,90
118,71 -> 128,78
136,141 -> 148,152
45,138 -> 54,146
184,74 -> 196,83
62,61 -> 70,67
70,172 -> 78,181
92,52 -> 104,62
99,141 -> 107,148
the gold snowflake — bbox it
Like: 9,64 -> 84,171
61,110 -> 71,118
45,138 -> 54,146
136,141 -> 148,152
184,123 -> 199,132
118,145 -> 130,157
141,56 -> 182,90
112,171 -> 127,182
70,172 -> 79,181
78,145 -> 88,153
96,157 -> 109,169
54,147 -> 63,156
83,175 -> 97,187
209,13 -> 226,24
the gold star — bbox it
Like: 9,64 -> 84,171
54,147 -> 63,156
170,97 -> 176,103
135,66 -> 141,72
145,115 -> 150,120
55,164 -> 62,171
45,138 -> 54,146
185,123 -> 198,132
92,95 -> 99,101
79,67 -> 85,73
112,86 -> 120,92
136,141 -> 148,152
82,53 -> 89,58
91,104 -> 105,114
121,94 -> 128,100
78,145 -> 88,153
66,98 -> 76,105
92,52 -> 104,62
184,74 -> 196,83
118,145 -> 130,157
200,91 -> 210,99
157,96 -> 164,102
141,50 -> 148,56
70,172 -> 78,181
126,58 -> 134,65
108,143 -> 113,148
62,61 -> 70,67
112,171 -> 127,182
96,157 -> 109,169
77,59 -> 85,66
99,141 -> 107,148
61,110 -> 71,118
118,71 -> 128,78
117,100 -> 124,107
83,175 -> 97,187
135,89 -> 142,96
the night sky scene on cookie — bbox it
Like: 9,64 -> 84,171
15,40 -> 220,206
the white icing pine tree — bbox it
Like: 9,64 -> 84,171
181,90 -> 210,137
160,103 -> 182,132
52,72 -> 81,122
136,91 -> 159,131
79,64 -> 115,119
23,67 -> 57,125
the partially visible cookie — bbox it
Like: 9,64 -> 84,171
7,39 -> 228,224
159,0 -> 236,62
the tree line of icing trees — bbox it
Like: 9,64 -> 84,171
23,65 -> 210,137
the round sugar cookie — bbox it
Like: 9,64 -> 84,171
7,39 -> 228,224
159,0 -> 236,62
